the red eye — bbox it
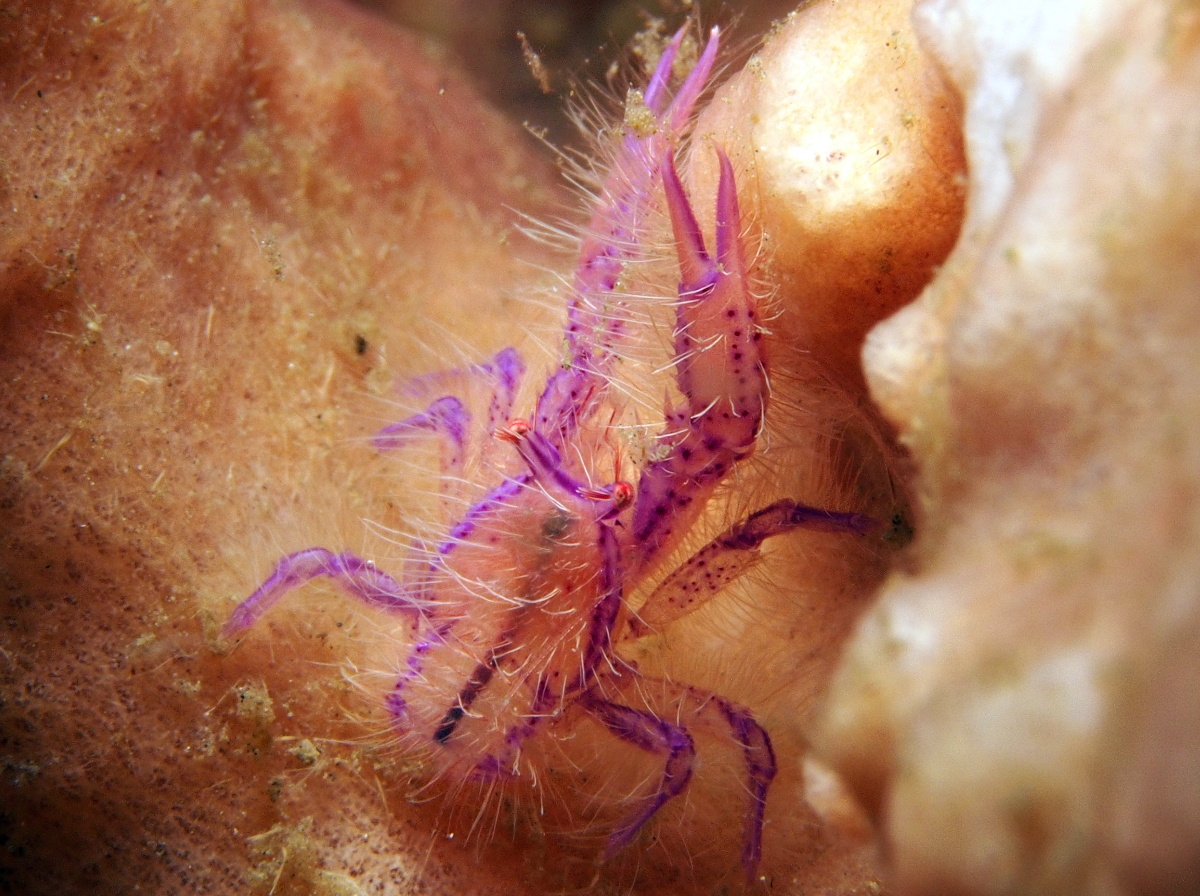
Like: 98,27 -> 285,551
612,480 -> 634,508
498,417 -> 531,442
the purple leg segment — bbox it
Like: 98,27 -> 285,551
579,690 -> 696,857
481,347 -> 525,440
715,697 -> 776,878
433,653 -> 500,745
374,395 -> 468,458
375,347 -> 525,490
582,522 -> 624,677
439,475 -> 527,556
383,621 -> 455,733
630,498 -> 880,635
586,678 -> 778,879
222,548 -> 429,636
374,395 -> 471,520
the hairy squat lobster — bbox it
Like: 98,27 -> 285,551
223,25 -> 874,879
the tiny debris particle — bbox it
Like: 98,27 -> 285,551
517,31 -> 552,95
628,18 -> 668,76
235,681 -> 275,725
289,738 -> 320,766
622,88 -> 657,139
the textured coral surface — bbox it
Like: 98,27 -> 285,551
823,1 -> 1200,893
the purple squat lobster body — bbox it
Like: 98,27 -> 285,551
223,25 -> 875,879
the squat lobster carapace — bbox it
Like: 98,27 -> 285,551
223,22 -> 877,882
